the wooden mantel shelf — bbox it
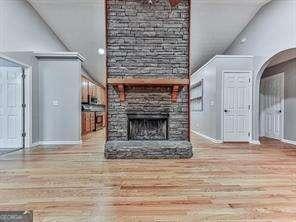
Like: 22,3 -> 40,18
107,78 -> 189,86
107,78 -> 189,102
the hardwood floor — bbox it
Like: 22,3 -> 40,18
1,130 -> 296,221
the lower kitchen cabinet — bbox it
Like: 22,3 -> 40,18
90,112 -> 95,132
82,112 -> 94,135
82,111 -> 105,135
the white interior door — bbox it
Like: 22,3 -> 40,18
223,71 -> 252,142
261,73 -> 284,140
0,67 -> 23,149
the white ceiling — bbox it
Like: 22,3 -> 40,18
27,0 -> 270,84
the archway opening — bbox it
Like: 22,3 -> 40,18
258,48 -> 296,144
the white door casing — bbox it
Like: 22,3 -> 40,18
0,67 -> 23,149
260,73 -> 284,140
222,71 -> 252,142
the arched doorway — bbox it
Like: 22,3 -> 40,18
256,48 -> 296,144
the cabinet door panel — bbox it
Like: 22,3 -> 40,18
81,77 -> 89,103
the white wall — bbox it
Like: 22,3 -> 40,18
39,59 -> 81,143
191,56 -> 253,141
225,0 -> 296,141
0,0 -> 66,52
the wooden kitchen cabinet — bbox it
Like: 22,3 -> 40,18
82,112 -> 97,135
81,77 -> 89,103
81,75 -> 106,106
82,112 -> 91,134
95,86 -> 106,105
90,112 -> 95,132
88,82 -> 96,98
81,75 -> 106,136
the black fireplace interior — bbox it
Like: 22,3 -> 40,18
127,113 -> 169,140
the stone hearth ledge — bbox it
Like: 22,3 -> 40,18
105,141 -> 193,159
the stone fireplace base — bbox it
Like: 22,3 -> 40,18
105,141 -> 193,159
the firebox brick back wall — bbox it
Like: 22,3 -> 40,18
106,0 -> 190,141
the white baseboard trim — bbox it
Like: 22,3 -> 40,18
281,139 -> 296,146
31,142 -> 40,147
250,140 -> 261,145
38,140 -> 82,145
191,130 -> 223,143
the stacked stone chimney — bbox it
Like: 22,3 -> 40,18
105,0 -> 193,159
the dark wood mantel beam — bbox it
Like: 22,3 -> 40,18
108,78 -> 188,103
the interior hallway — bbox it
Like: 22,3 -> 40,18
1,130 -> 296,221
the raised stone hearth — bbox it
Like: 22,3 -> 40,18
105,141 -> 193,159
105,0 -> 193,159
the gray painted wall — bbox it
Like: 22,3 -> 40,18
191,56 -> 253,141
225,0 -> 296,141
0,0 -> 66,52
38,59 -> 81,142
0,0 -> 87,145
0,0 -> 68,144
262,58 -> 296,141
226,0 -> 296,72
191,61 -> 217,140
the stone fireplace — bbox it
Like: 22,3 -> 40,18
105,0 -> 193,159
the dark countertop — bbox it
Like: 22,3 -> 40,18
81,104 -> 105,113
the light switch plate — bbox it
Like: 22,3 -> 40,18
52,100 -> 59,106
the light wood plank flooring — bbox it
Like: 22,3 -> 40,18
1,130 -> 296,221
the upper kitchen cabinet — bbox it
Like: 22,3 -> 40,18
96,85 -> 105,105
81,76 -> 105,106
89,81 -> 96,98
81,76 -> 89,104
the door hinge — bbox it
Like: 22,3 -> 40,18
22,74 -> 26,79
22,104 -> 26,108
248,132 -> 251,137
248,105 -> 251,110
249,78 -> 251,83
22,132 -> 26,137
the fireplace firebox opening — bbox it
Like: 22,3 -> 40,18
127,113 -> 169,141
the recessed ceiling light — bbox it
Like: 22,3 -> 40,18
98,48 -> 105,55
240,38 -> 247,44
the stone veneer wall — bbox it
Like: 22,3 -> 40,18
108,86 -> 189,141
106,0 -> 190,141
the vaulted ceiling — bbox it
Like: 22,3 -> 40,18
27,0 -> 271,84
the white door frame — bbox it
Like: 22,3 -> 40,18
221,70 -> 253,142
0,53 -> 33,148
260,72 -> 284,140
